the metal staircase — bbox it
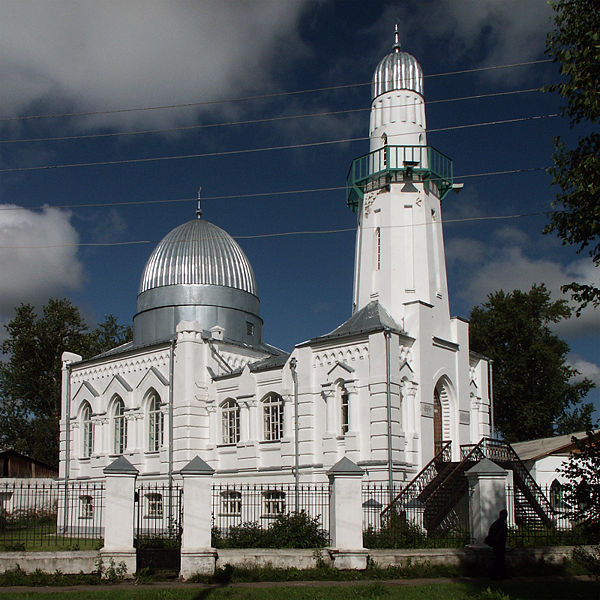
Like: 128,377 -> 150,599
381,437 -> 555,534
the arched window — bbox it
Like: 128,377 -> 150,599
81,402 -> 93,458
340,389 -> 349,435
262,393 -> 284,441
550,479 -> 564,511
221,399 -> 240,445
147,391 -> 163,452
79,495 -> 93,519
113,397 -> 127,455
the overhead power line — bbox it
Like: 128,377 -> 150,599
0,113 -> 559,174
0,59 -> 552,124
0,167 -> 548,214
0,211 -> 546,249
0,88 -> 542,145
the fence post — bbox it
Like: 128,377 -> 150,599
465,458 -> 508,546
327,457 -> 368,569
179,456 -> 216,579
101,456 -> 139,575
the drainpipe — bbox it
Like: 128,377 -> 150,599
289,358 -> 300,510
63,362 -> 72,533
488,360 -> 495,439
168,339 -> 175,524
384,329 -> 393,504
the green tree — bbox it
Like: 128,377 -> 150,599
469,284 -> 594,443
0,299 -> 132,467
544,0 -> 600,314
559,430 -> 600,537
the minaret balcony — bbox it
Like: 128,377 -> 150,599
346,145 -> 453,212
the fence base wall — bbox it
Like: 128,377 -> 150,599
329,549 -> 369,570
180,550 -> 217,578
100,550 -> 136,577
0,545 -> 595,578
0,551 -> 98,574
369,547 -> 473,567
215,548 -> 326,571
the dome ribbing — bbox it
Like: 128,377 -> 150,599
139,219 -> 257,296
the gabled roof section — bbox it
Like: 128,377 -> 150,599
73,380 -> 100,400
103,373 -> 133,395
136,365 -> 169,389
299,301 -> 405,347
212,350 -> 290,381
512,430 -> 599,462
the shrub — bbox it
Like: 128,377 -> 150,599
212,511 -> 328,549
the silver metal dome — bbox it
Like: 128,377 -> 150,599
372,28 -> 423,99
134,218 -> 262,347
139,219 -> 257,295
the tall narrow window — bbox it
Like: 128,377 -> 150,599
221,399 -> 240,445
81,402 -> 93,458
113,397 -> 127,455
341,389 -> 349,435
148,392 -> 163,452
263,393 -> 284,441
375,227 -> 381,271
550,479 -> 564,511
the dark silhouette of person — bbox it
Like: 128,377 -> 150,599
485,509 -> 508,579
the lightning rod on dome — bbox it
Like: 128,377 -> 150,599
393,24 -> 401,52
196,186 -> 202,219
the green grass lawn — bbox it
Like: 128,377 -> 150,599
0,581 -> 598,600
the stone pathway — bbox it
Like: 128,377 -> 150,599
0,575 -> 593,594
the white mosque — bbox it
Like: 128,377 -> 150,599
59,31 -> 492,491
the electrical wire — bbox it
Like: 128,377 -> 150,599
0,88 -> 542,145
0,167 -> 548,213
0,114 -> 560,174
0,59 -> 552,124
0,211 -> 546,249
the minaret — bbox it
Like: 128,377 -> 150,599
348,28 -> 454,333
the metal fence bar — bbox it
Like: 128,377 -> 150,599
0,481 -> 104,550
135,481 -> 183,545
211,483 -> 330,546
362,482 -> 469,549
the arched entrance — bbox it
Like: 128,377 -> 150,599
433,388 -> 443,454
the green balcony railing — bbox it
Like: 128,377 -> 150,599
346,145 -> 454,212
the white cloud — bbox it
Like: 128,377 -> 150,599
569,355 -> 600,386
450,229 -> 599,336
0,205 -> 84,320
374,0 -> 551,80
0,1 -> 311,131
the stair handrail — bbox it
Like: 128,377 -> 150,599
422,437 -> 489,528
460,437 -> 554,518
380,440 -> 452,518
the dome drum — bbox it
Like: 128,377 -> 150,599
133,292 -> 262,347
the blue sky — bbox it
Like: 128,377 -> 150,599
0,0 -> 598,418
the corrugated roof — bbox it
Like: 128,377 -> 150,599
511,431 -> 596,461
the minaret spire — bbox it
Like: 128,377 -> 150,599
196,185 -> 202,219
392,24 -> 401,52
